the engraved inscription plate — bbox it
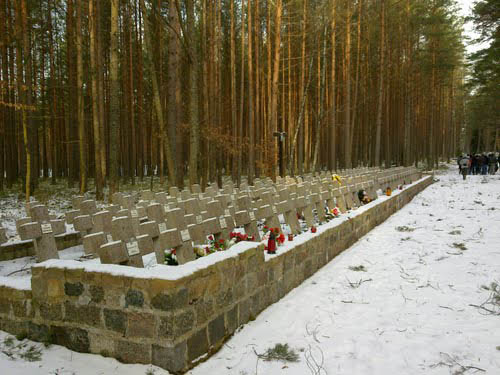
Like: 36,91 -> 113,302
41,223 -> 53,234
181,229 -> 191,242
219,218 -> 227,229
126,241 -> 140,256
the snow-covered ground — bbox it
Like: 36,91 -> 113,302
188,167 -> 500,375
0,330 -> 170,375
1,166 -> 499,374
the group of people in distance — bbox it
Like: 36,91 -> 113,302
458,152 -> 499,180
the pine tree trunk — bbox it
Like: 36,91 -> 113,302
167,0 -> 181,187
96,0 -> 106,182
76,0 -> 86,193
188,0 -> 200,187
18,0 -> 32,200
237,0 -> 245,187
89,0 -> 103,200
270,0 -> 282,181
254,0 -> 261,178
350,0 -> 362,162
109,0 -> 120,200
374,0 -> 385,167
136,0 -> 145,181
312,28 -> 327,172
247,0 -> 254,185
330,1 -> 337,171
344,0 -> 352,168
230,0 -> 237,182
139,0 -> 175,186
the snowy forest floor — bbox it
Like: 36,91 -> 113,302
1,165 -> 499,375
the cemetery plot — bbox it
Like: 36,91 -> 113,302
0,167 -> 422,282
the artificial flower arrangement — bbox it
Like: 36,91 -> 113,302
165,249 -> 178,265
325,206 -> 341,221
191,232 -> 257,259
229,231 -> 255,243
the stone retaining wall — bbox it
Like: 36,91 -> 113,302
0,176 -> 433,374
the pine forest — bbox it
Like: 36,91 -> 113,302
0,0 -> 497,200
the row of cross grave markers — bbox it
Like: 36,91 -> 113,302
7,166 -> 421,266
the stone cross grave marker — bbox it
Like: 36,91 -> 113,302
141,190 -> 155,202
73,215 -> 94,237
206,200 -> 235,239
92,210 -> 112,233
18,205 -> 62,262
82,232 -> 108,256
154,192 -> 168,205
182,198 -> 206,225
80,210 -> 113,256
191,184 -> 202,195
340,184 -> 354,210
332,188 -> 347,213
169,186 -> 179,198
72,196 -> 86,210
97,216 -> 153,267
309,188 -> 326,224
30,205 -> 65,236
294,196 -> 315,228
163,208 -> 196,263
80,199 -> 98,216
234,210 -> 261,241
159,228 -> 196,265
275,199 -> 301,235
138,220 -> 166,264
255,204 -> 281,231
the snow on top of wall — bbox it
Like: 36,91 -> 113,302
35,240 -> 260,281
0,276 -> 31,291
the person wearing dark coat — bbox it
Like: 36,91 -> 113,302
471,154 -> 478,175
488,153 -> 498,174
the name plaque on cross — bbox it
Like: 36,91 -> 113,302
107,234 -> 113,242
131,210 -> 139,218
225,209 -> 230,217
249,211 -> 256,221
272,206 -> 277,214
220,218 -> 227,229
158,223 -> 167,232
126,241 -> 140,256
181,229 -> 191,242
41,223 -> 53,234
196,215 -> 203,225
